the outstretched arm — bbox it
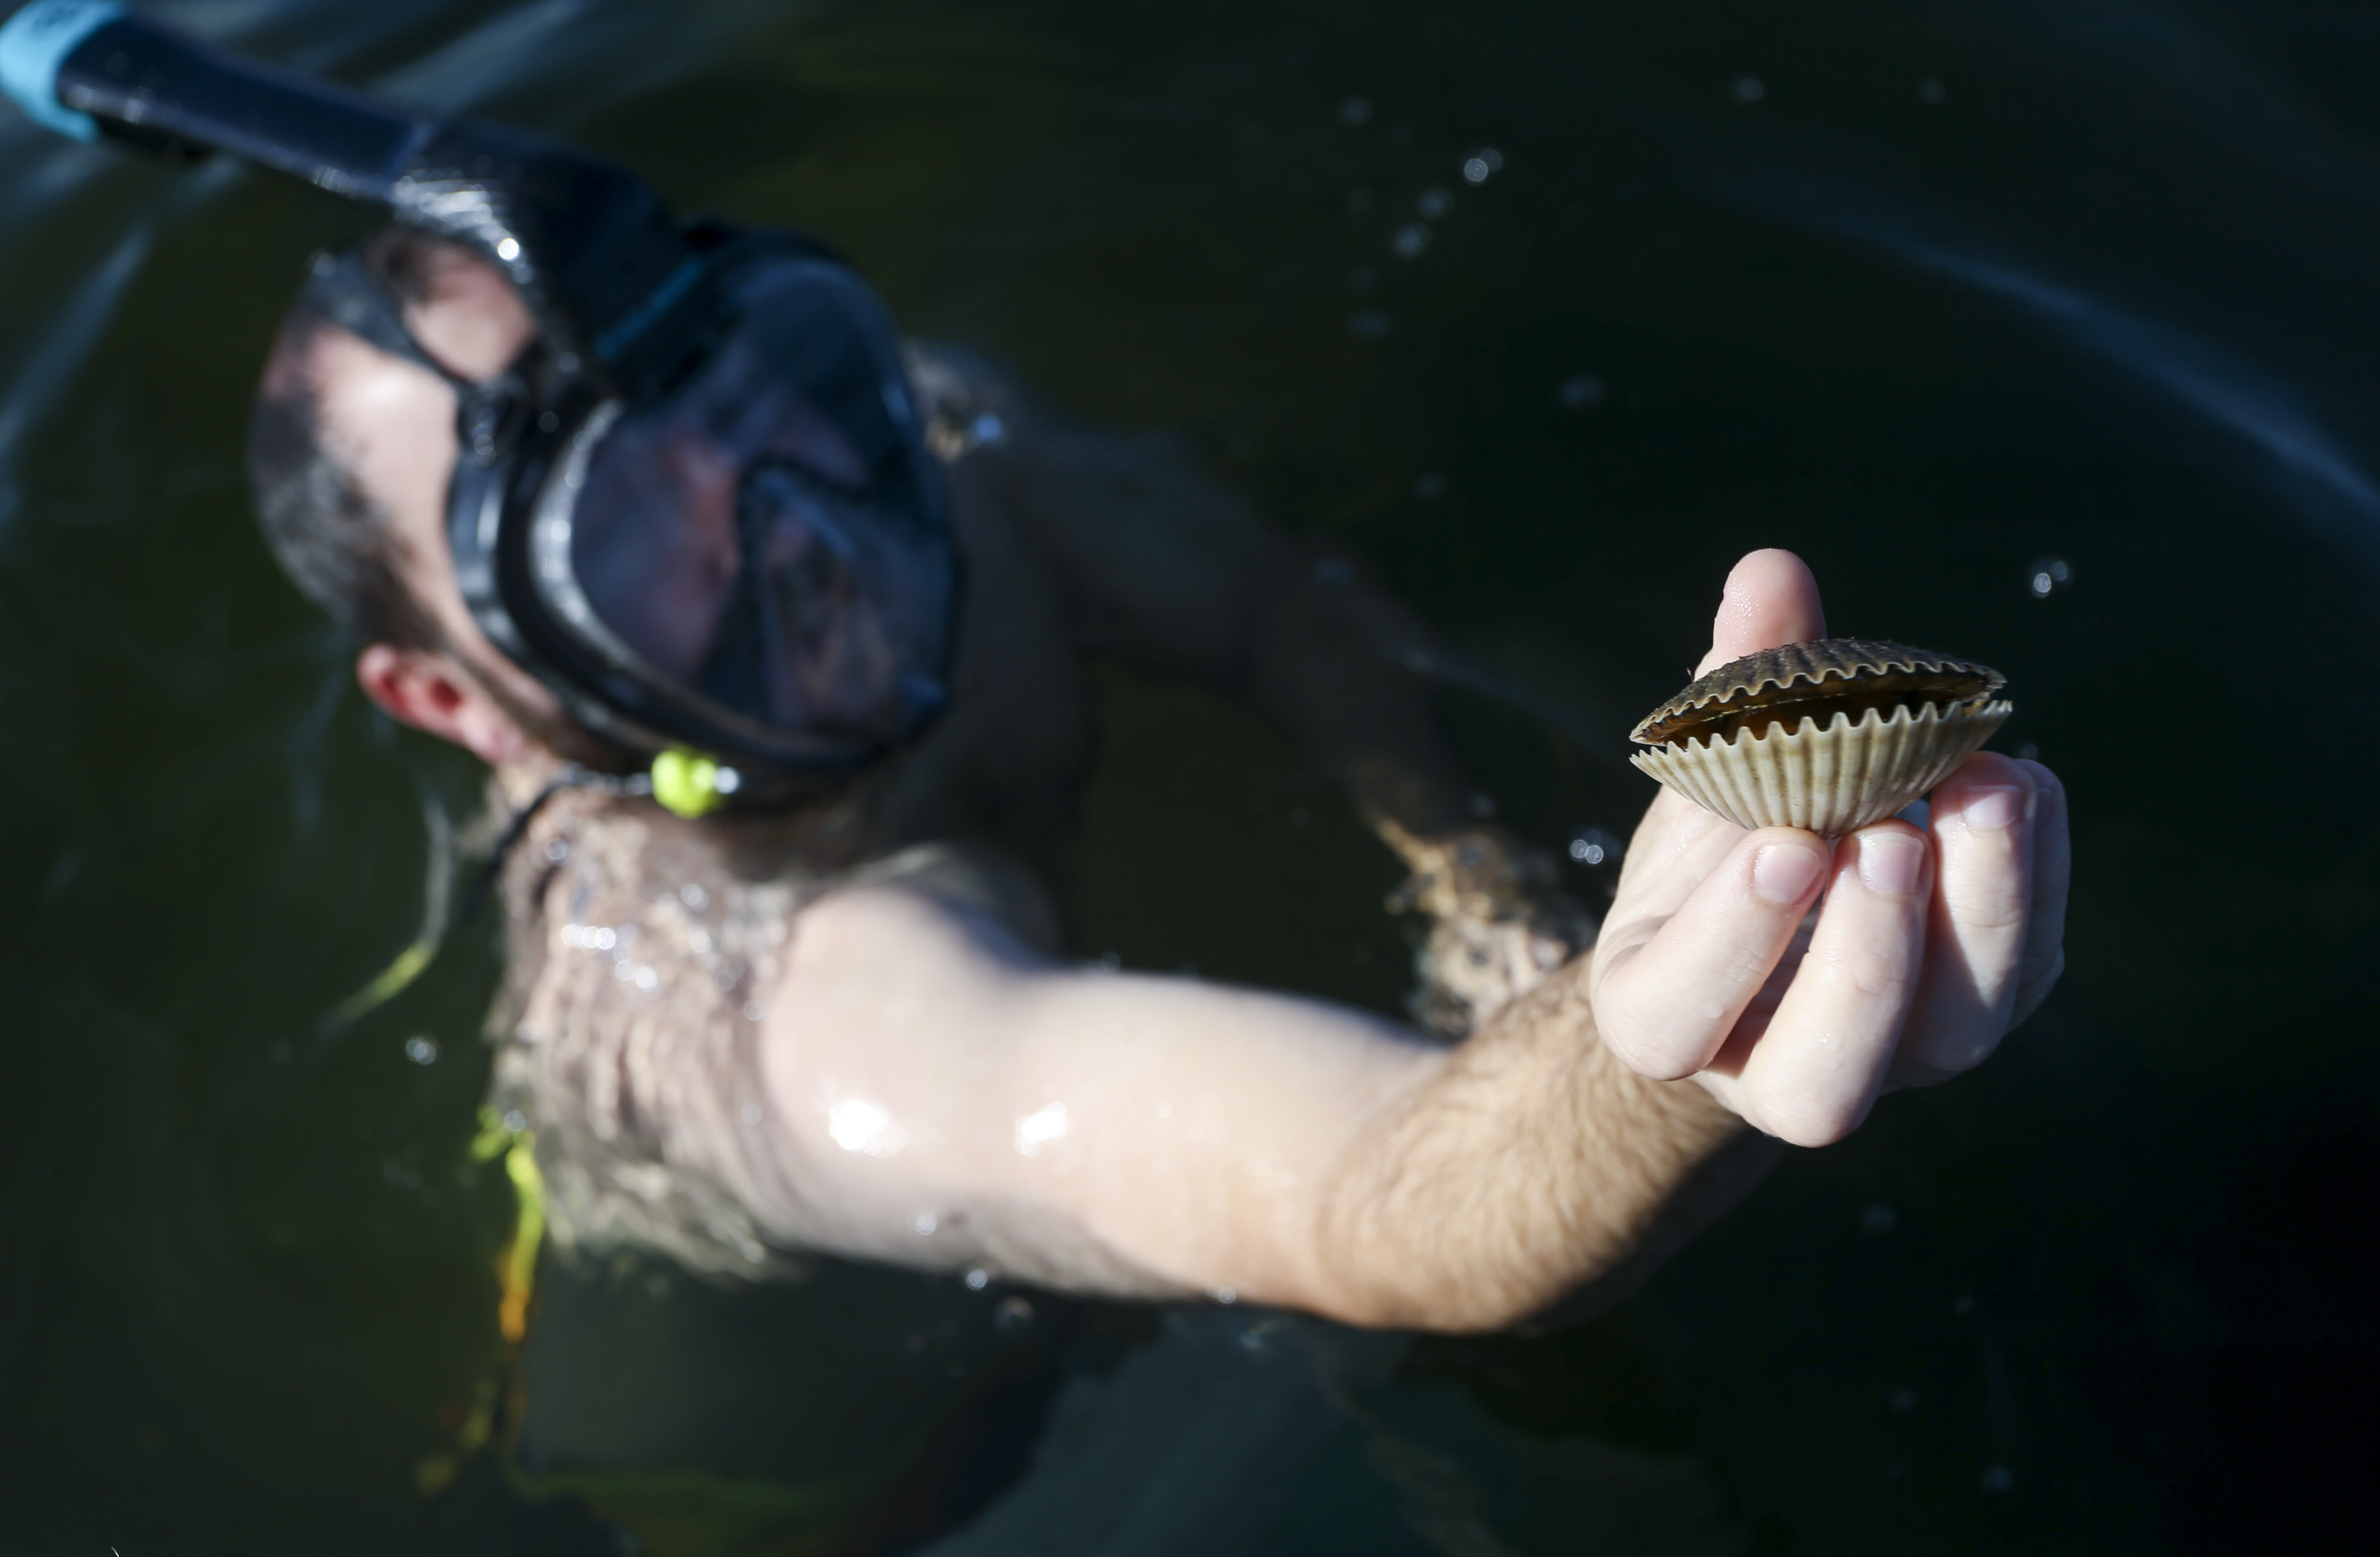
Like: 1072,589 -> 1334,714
747,550 -> 2068,1329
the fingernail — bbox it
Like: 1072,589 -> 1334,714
1753,842 -> 1825,904
1957,785 -> 2029,832
1856,831 -> 1927,896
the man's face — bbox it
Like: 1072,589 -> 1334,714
308,242 -> 900,762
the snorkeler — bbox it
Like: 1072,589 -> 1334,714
2,3 -> 2068,1330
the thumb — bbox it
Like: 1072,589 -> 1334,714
1693,549 -> 1828,675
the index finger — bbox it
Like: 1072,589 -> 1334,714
1593,826 -> 1833,1080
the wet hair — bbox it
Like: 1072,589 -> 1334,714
245,227 -> 445,649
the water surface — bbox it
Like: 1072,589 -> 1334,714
2,1 -> 2375,1552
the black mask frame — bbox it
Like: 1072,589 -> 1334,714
1,0 -> 960,783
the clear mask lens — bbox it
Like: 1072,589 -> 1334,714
536,256 -> 954,759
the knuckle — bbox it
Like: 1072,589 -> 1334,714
1846,956 -> 1918,1006
1941,884 -> 2028,935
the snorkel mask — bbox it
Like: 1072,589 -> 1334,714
1,1 -> 959,812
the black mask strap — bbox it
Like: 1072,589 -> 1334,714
298,249 -> 477,394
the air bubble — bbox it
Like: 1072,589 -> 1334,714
1391,223 -> 1432,259
1461,148 -> 1503,184
404,1036 -> 439,1066
1338,97 -> 1373,126
1567,827 -> 1620,866
1558,374 -> 1607,410
1731,76 -> 1766,104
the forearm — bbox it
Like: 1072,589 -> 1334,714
1305,955 -> 1750,1331
760,884 -> 1742,1332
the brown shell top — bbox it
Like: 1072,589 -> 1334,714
1630,638 -> 2007,748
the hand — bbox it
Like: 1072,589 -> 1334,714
1589,550 -> 2070,1145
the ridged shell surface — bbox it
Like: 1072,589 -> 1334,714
1632,638 -> 2004,746
1631,700 -> 2010,837
1629,638 -> 2012,837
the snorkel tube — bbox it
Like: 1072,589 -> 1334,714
2,2 -> 962,806
0,0 -> 712,399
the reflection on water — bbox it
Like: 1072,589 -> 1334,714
3,1 -> 2378,1553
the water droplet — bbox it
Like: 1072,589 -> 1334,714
1338,96 -> 1373,126
1391,223 -> 1432,259
1416,187 -> 1453,220
403,1035 -> 439,1066
1014,1102 -> 1070,1157
1558,374 -> 1607,410
1860,1202 -> 1899,1234
1731,75 -> 1766,104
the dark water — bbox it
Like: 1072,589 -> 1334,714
4,0 -> 2376,1550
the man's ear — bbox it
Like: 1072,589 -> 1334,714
356,643 -> 530,765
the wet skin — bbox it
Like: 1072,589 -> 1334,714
300,246 -> 2070,1330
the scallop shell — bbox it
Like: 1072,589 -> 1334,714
1628,638 -> 2012,837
